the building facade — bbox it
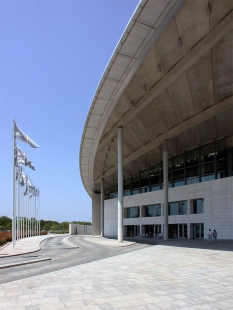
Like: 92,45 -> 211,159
80,0 -> 233,240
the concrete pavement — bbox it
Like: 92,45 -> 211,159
0,236 -> 233,309
0,235 -> 136,257
0,235 -> 59,257
84,236 -> 136,247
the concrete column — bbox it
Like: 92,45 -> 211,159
163,140 -> 168,240
101,178 -> 104,237
187,199 -> 191,214
118,127 -> 123,242
187,223 -> 190,239
92,193 -> 101,235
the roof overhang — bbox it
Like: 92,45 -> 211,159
80,0 -> 187,197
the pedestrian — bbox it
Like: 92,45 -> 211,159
207,229 -> 213,243
213,230 -> 218,243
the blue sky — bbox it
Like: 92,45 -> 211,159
0,0 -> 139,222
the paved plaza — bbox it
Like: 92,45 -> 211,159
0,237 -> 233,309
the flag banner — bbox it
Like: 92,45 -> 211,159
33,188 -> 39,196
30,189 -> 39,198
15,146 -> 36,170
28,178 -> 35,191
23,176 -> 35,195
15,123 -> 40,148
24,185 -> 29,196
19,168 -> 26,187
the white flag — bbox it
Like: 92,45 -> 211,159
15,146 -> 36,171
15,123 -> 40,148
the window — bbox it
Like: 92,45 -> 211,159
173,154 -> 184,170
126,225 -> 139,237
150,164 -> 160,187
132,173 -> 140,189
107,139 -> 232,198
169,201 -> 187,215
123,178 -> 131,191
145,204 -> 161,217
173,169 -> 185,187
132,189 -> 140,195
141,169 -> 149,187
124,190 -> 130,197
141,187 -> 149,193
151,185 -> 160,191
126,207 -> 139,218
193,199 -> 204,214
186,148 -> 199,168
110,193 -> 115,199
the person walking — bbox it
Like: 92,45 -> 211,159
213,230 -> 218,243
207,229 -> 213,243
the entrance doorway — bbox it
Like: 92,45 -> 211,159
143,225 -> 161,237
194,223 -> 204,239
169,224 -> 187,239
126,225 -> 139,237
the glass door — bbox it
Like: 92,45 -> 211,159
178,224 -> 187,239
194,223 -> 204,239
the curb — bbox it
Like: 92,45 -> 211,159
62,236 -> 79,248
0,258 -> 52,269
84,237 -> 136,248
0,235 -> 58,258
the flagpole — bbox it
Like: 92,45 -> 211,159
39,190 -> 40,235
29,197 -> 31,237
17,167 -> 20,242
36,198 -> 38,236
12,119 -> 16,249
30,197 -> 32,237
21,182 -> 24,239
25,193 -> 27,238
34,195 -> 36,236
20,171 -> 22,240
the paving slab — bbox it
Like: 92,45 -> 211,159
0,235 -> 59,257
0,244 -> 232,309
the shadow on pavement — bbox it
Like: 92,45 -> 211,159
124,237 -> 233,252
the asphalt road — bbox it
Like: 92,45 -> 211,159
0,235 -> 150,285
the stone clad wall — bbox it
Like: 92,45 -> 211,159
69,224 -> 92,235
92,193 -> 101,235
104,177 -> 233,239
104,199 -> 118,237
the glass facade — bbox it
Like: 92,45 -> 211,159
169,224 -> 187,238
126,225 -> 139,237
193,199 -> 204,214
193,223 -> 204,238
108,140 -> 233,199
126,207 -> 139,218
145,204 -> 161,217
169,201 -> 187,215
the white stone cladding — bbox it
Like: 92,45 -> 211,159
92,193 -> 101,235
104,177 -> 233,239
104,201 -> 118,237
69,223 -> 92,235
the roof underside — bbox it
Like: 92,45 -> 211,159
80,0 -> 233,196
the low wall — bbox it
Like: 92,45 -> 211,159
69,224 -> 92,235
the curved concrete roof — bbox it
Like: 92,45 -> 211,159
80,0 -> 187,196
80,0 -> 233,197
